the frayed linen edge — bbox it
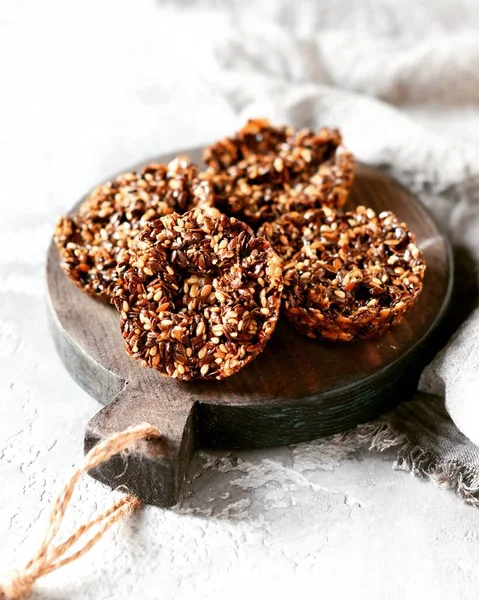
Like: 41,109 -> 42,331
336,421 -> 479,507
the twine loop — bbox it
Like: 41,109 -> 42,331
0,423 -> 160,600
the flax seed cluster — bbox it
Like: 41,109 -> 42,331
259,207 -> 425,341
54,119 -> 426,380
112,209 -> 283,380
54,157 -> 218,301
204,118 -> 355,227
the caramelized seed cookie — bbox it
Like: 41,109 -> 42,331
112,208 -> 283,380
261,206 -> 426,341
54,157 -> 218,301
204,119 -> 355,228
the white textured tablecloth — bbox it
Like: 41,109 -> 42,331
2,1 -> 479,599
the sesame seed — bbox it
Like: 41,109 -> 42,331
200,284 -> 212,298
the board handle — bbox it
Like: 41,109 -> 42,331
84,385 -> 197,507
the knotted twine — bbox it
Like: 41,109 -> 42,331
0,423 -> 160,600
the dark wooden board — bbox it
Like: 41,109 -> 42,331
46,147 -> 453,507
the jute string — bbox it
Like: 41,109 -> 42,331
0,423 -> 160,600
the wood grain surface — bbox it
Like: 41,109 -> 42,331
46,147 -> 453,506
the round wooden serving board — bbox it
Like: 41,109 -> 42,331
46,147 -> 453,507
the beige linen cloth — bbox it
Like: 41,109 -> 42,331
199,0 -> 479,503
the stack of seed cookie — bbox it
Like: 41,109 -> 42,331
54,119 -> 426,380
